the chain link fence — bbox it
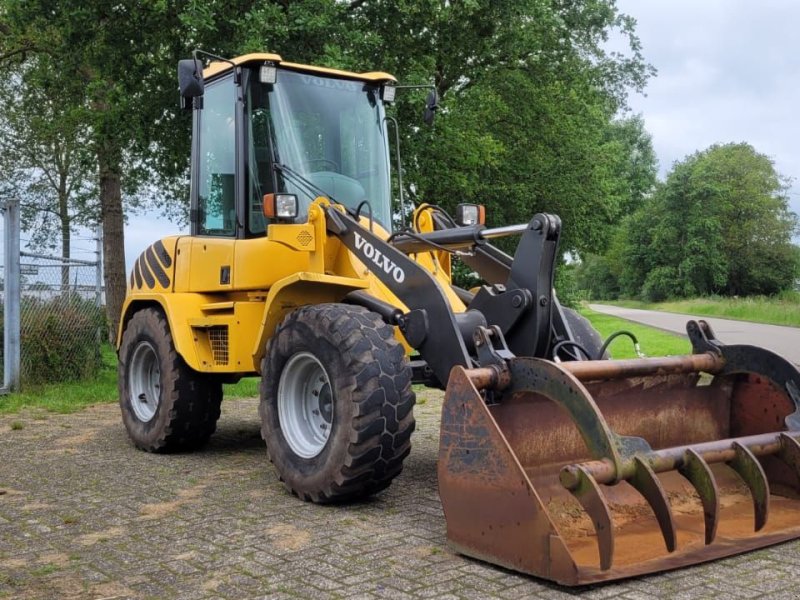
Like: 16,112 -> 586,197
1,199 -> 105,389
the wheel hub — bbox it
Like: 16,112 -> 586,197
129,341 -> 160,422
277,352 -> 334,458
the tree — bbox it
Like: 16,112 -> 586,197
0,58 -> 97,290
1,0 -> 655,335
617,143 -> 798,299
340,0 -> 655,255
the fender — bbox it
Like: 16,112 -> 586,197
118,293 -> 208,371
250,272 -> 370,372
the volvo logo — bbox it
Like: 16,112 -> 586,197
354,232 -> 406,283
299,74 -> 360,92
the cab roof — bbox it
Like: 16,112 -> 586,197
203,53 -> 396,84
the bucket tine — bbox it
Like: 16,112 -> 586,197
677,449 -> 720,544
630,457 -> 677,552
570,465 -> 615,570
727,442 -> 769,531
778,433 -> 800,478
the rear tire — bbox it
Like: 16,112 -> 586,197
562,307 -> 609,360
118,308 -> 222,452
260,303 -> 415,503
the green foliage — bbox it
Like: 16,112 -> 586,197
0,344 -> 117,414
0,297 -> 106,385
224,377 -> 260,398
0,0 -> 655,338
607,143 -> 799,299
554,263 -> 585,309
575,254 -> 620,300
0,59 -> 98,253
450,258 -> 482,291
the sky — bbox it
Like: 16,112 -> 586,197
614,0 -> 800,218
65,0 -> 800,271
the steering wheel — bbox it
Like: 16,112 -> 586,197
304,158 -> 339,172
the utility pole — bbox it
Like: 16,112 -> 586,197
95,221 -> 103,308
3,198 -> 21,392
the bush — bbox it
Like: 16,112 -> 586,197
0,296 -> 106,386
641,266 -> 683,302
574,254 -> 620,300
450,257 -> 482,290
555,263 -> 586,308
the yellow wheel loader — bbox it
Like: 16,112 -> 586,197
117,52 -> 800,585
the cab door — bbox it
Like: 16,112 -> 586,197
188,73 -> 238,293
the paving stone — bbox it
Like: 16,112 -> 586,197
3,397 -> 800,598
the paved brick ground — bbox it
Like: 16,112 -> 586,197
2,390 -> 800,599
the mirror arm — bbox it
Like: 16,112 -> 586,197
193,49 -> 241,85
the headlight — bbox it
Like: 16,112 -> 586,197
456,203 -> 485,226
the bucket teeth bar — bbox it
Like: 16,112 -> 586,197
554,320 -> 800,571
563,431 -> 800,570
779,433 -> 800,476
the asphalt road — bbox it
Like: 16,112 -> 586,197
589,304 -> 800,364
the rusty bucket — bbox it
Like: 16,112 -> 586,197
438,320 -> 800,585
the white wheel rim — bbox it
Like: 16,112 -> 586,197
129,341 -> 161,422
277,352 -> 333,458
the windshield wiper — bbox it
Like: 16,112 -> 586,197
273,163 -> 343,208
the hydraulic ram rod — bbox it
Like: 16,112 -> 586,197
478,223 -> 529,239
390,223 -> 528,254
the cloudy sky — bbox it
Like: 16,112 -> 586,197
615,0 -> 800,217
118,1 -> 800,268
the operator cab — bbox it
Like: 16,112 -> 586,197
179,54 -> 397,238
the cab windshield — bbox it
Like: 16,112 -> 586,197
247,69 -> 392,231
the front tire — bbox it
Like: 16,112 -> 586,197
562,307 -> 608,360
118,308 -> 222,452
260,304 -> 415,503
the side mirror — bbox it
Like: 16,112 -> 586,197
423,89 -> 438,126
178,58 -> 204,104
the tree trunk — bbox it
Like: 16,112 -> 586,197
98,148 -> 126,344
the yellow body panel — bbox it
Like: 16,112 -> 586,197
118,199 -> 460,375
187,238 -> 235,292
128,237 -> 180,293
203,53 -> 396,84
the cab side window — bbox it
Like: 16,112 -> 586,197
198,78 -> 236,236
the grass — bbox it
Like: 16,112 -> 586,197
225,377 -> 260,398
579,307 -> 691,358
0,312 -> 692,415
0,345 -> 261,416
0,345 -> 119,415
602,292 -> 800,328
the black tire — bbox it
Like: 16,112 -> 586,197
562,306 -> 609,360
118,308 -> 223,453
260,303 -> 415,503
